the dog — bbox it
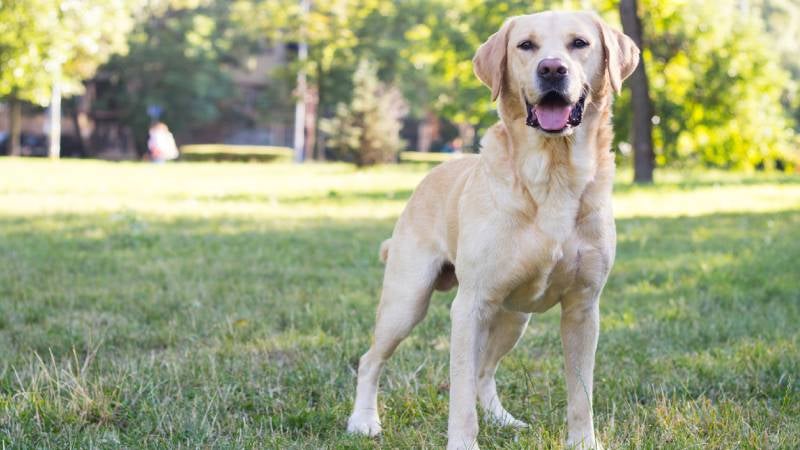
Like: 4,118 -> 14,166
347,11 -> 639,450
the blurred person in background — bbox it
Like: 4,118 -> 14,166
147,121 -> 179,163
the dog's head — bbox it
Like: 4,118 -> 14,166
474,11 -> 639,137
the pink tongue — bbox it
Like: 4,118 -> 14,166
534,104 -> 571,131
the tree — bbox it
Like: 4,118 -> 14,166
231,0 -> 368,160
320,59 -> 406,166
0,0 -> 53,156
406,0 -> 797,172
48,0 -> 135,158
754,0 -> 800,129
95,0 -> 239,157
232,0 -> 452,158
0,0 -> 135,158
639,0 -> 796,170
13,0 -> 786,171
620,0 -> 654,183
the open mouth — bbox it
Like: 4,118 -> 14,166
525,89 -> 587,133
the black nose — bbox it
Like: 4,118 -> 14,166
537,58 -> 568,81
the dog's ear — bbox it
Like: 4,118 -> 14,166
597,18 -> 640,93
473,19 -> 515,102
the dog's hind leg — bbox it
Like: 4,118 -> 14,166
477,308 -> 531,428
347,239 -> 440,436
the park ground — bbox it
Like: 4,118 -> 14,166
0,157 -> 798,448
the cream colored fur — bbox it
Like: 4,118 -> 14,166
347,11 -> 639,450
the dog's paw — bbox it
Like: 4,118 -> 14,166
498,416 -> 529,429
446,439 -> 480,450
486,410 -> 529,429
346,411 -> 382,437
566,435 -> 603,450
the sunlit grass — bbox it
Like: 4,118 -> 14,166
1,158 -> 798,220
0,157 -> 798,448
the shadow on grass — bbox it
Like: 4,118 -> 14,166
1,208 -> 797,365
613,172 -> 800,193
0,208 -> 798,446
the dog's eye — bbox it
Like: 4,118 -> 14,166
517,40 -> 535,51
572,38 -> 589,49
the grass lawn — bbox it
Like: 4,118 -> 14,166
1,157 -> 798,449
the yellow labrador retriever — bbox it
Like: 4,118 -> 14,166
347,11 -> 639,450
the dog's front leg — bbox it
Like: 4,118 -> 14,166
448,288 -> 493,450
560,296 -> 602,449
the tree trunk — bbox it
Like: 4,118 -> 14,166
620,0 -> 655,184
8,97 -> 22,156
313,79 -> 325,160
49,68 -> 62,160
70,100 -> 87,157
306,78 -> 319,161
417,110 -> 438,152
293,64 -> 307,163
292,0 -> 310,163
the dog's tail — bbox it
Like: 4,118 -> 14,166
378,238 -> 391,264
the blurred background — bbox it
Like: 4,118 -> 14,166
1,0 -> 798,182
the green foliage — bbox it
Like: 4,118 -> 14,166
3,0 -> 798,170
0,0 -> 51,102
52,0 -> 135,95
231,0 -> 421,125
95,0 -> 237,150
754,0 -> 800,127
244,0 -> 798,170
408,0 -> 798,170
0,0 -> 134,104
320,60 -> 406,166
641,0 -> 797,170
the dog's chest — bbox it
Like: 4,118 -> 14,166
502,194 -> 612,314
477,141 -> 613,312
503,230 -> 610,313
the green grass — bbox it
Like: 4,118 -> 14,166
179,145 -> 294,162
0,157 -> 798,449
179,144 -> 456,164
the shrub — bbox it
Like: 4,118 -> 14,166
321,59 -> 407,166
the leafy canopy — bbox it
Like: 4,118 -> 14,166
0,0 -> 135,104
